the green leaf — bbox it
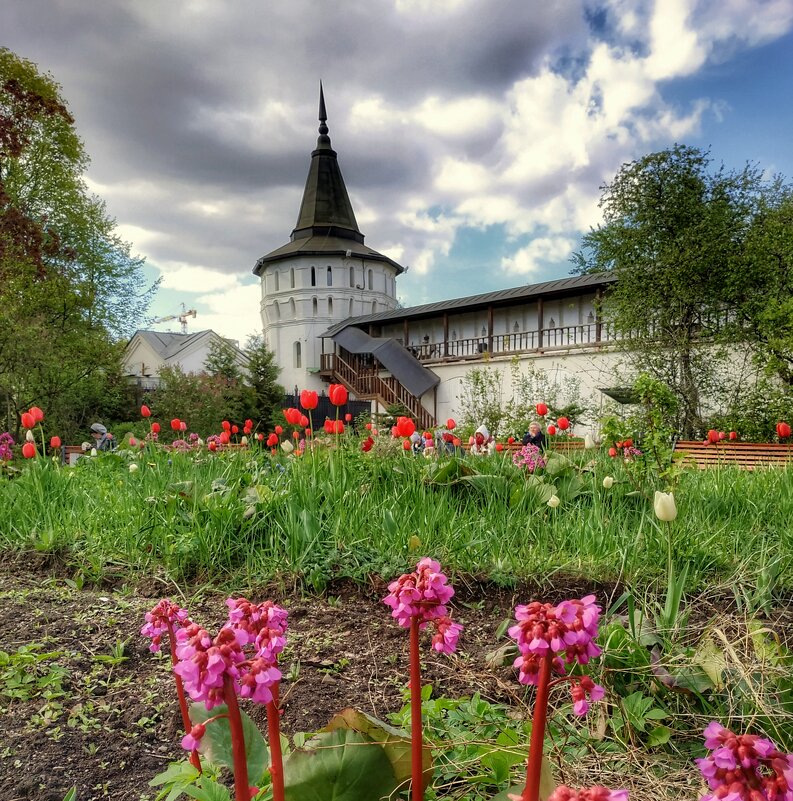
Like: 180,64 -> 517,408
182,777 -> 232,801
190,703 -> 270,784
283,728 -> 398,801
647,725 -> 672,747
490,756 -> 555,800
321,708 -> 432,788
62,790 -> 77,801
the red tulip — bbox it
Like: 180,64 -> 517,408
141,405 -> 151,418
231,425 -> 239,434
283,408 -> 302,426
209,441 -> 218,451
29,406 -> 44,423
299,415 -> 309,428
547,425 -> 557,436
508,436 -> 515,444
446,418 -> 456,430
179,421 -> 187,432
21,412 -> 35,429
328,384 -> 348,406
557,417 -> 569,431
324,419 -> 334,434
256,432 -> 264,441
170,418 -> 181,431
718,431 -> 726,441
365,422 -> 373,431
452,437 -> 461,447
423,431 -> 433,440
22,442 -> 36,458
729,431 -> 738,440
707,429 -> 719,444
243,427 -> 252,436
275,425 -> 283,435
293,430 -> 300,440
267,433 -> 278,447
151,422 -> 161,434
391,426 -> 399,438
402,439 -> 411,450
245,419 -> 253,430
300,390 -> 318,410
304,427 -> 311,437
129,436 -> 137,447
345,413 -> 352,422
608,446 -> 617,457
495,442 -> 504,452
222,420 -> 231,431
623,439 -> 633,448
220,431 -> 230,444
536,402 -> 548,416
396,417 -> 416,438
333,420 -> 345,435
777,421 -> 791,439
361,437 -> 374,452
50,436 -> 61,449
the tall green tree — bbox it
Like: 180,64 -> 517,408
573,145 -> 791,437
0,48 -> 156,438
244,334 -> 284,426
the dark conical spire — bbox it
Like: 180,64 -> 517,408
291,84 -> 363,243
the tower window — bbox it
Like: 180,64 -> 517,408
312,297 -> 317,317
328,297 -> 333,316
371,301 -> 376,314
327,266 -> 333,286
368,269 -> 373,290
311,266 -> 316,287
290,267 -> 295,289
273,271 -> 279,292
349,265 -> 355,288
294,341 -> 301,368
349,298 -> 354,316
290,298 -> 296,319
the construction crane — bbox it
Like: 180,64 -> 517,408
151,305 -> 197,334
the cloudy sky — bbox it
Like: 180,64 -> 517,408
5,0 -> 793,344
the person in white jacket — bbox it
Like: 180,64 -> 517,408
470,424 -> 495,455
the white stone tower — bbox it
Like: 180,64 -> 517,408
253,86 -> 405,393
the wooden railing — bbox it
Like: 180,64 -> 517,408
321,352 -> 435,429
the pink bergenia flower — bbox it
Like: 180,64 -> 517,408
696,721 -> 793,801
226,597 -> 289,661
383,557 -> 463,653
546,786 -> 628,801
512,443 -> 546,472
140,599 -> 191,653
181,723 -> 206,752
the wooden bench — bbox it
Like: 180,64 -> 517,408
462,439 -> 586,454
672,440 -> 793,470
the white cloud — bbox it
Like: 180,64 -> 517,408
501,236 -> 576,275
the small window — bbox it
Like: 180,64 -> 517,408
371,301 -> 376,314
274,302 -> 281,320
290,298 -> 296,319
312,297 -> 318,317
294,341 -> 301,368
327,266 -> 333,287
368,269 -> 373,290
311,266 -> 316,287
349,265 -> 355,288
290,267 -> 295,289
349,298 -> 354,316
328,297 -> 333,316
273,271 -> 280,292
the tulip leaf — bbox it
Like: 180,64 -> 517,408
320,707 -> 432,788
283,728 -> 398,801
189,703 -> 270,784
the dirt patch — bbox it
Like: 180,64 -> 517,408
0,557 -> 556,801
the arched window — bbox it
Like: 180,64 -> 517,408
289,298 -> 296,319
368,269 -> 373,290
290,267 -> 295,289
371,301 -> 377,314
294,341 -> 301,368
273,301 -> 281,320
326,266 -> 333,286
311,266 -> 316,287
349,265 -> 355,288
312,297 -> 318,317
273,271 -> 279,292
328,297 -> 333,316
349,298 -> 354,316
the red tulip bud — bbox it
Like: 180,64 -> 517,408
557,417 -> 569,431
22,442 -> 36,458
446,418 -> 456,430
365,422 -> 372,431
345,413 -> 352,422
729,431 -> 738,440
21,412 -> 35,429
151,422 -> 161,434
220,432 -> 230,444
170,418 -> 181,431
508,436 -> 515,444
608,446 -> 617,457
777,421 -> 791,439
707,429 -> 719,444
222,420 -> 231,431
402,439 -> 411,450
547,425 -> 557,436
209,441 -> 218,451
495,442 -> 504,452
140,405 -> 151,418
231,425 -> 239,434
50,436 -> 61,449
536,402 -> 548,416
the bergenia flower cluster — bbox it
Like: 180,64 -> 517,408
140,599 -> 191,653
696,721 -> 793,801
383,557 -> 463,653
171,598 -> 288,751
512,444 -> 546,473
545,787 -> 628,801
508,595 -> 604,715
0,432 -> 14,462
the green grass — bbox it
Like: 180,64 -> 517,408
1,444 -> 791,599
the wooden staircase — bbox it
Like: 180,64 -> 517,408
320,352 -> 436,429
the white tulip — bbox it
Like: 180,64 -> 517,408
281,440 -> 294,454
653,491 -> 677,522
602,476 -> 614,489
584,434 -> 596,449
90,448 -> 98,457
241,436 -> 248,446
26,429 -> 35,442
129,463 -> 138,473
547,494 -> 560,508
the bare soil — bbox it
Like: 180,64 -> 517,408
0,554 -> 617,801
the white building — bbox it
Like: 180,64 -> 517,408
123,330 -> 248,390
254,91 -> 623,426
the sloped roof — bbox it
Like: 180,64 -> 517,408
253,87 -> 404,275
333,327 -> 439,397
321,272 -> 615,337
131,330 -> 245,362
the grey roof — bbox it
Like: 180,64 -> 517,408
333,327 -> 439,397
131,330 -> 245,362
253,87 -> 404,276
321,272 -> 615,337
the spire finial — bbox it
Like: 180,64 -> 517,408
318,81 -> 329,138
